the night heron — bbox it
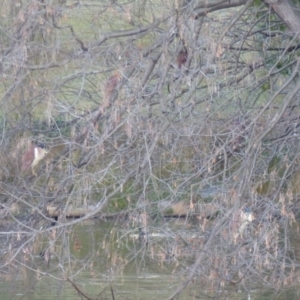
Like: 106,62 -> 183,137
21,143 -> 48,176
230,207 -> 254,239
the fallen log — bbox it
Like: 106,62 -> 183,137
47,205 -> 96,217
46,202 -> 220,219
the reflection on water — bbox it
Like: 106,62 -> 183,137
0,220 -> 300,299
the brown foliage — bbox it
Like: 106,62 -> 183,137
177,48 -> 188,69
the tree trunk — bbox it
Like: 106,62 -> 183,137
263,0 -> 300,40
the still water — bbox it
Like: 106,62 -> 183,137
1,219 -> 300,300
